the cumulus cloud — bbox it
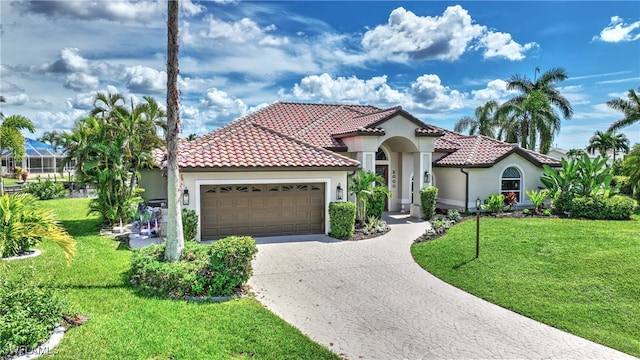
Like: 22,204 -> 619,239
471,79 -> 516,102
361,6 -> 485,61
64,73 -> 100,92
34,48 -> 89,74
411,74 -> 466,112
12,0 -> 202,22
477,31 -> 538,61
122,66 -> 167,94
593,16 -> 640,42
2,93 -> 30,106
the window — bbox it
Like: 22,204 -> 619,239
376,148 -> 387,161
501,166 -> 521,201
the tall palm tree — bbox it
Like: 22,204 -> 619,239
38,130 -> 65,149
586,130 -> 630,161
500,67 -> 573,154
607,87 -> 640,136
0,95 -> 5,120
1,114 -> 36,195
622,143 -> 640,198
164,0 -> 185,262
454,100 -> 499,138
90,92 -> 126,119
565,148 -> 587,159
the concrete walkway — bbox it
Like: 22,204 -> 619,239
248,213 -> 636,359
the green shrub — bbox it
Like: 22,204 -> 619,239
23,180 -> 67,200
552,191 -> 574,215
0,268 -> 66,357
329,202 -> 356,238
129,237 -> 258,298
525,189 -> 549,212
569,195 -> 637,220
481,194 -> 509,214
420,186 -> 438,219
208,236 -> 258,296
182,209 -> 198,241
612,176 -> 634,196
366,192 -> 386,220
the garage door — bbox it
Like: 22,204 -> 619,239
200,183 -> 325,240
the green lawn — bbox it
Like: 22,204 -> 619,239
411,216 -> 640,357
6,198 -> 338,359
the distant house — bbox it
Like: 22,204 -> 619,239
1,138 -> 74,177
140,102 -> 561,241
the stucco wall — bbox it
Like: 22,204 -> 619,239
434,153 -> 549,210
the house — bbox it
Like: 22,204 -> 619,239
140,102 -> 560,241
1,138 -> 74,178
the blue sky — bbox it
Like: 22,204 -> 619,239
1,1 -> 639,150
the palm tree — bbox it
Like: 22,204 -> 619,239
454,100 -> 499,138
566,148 -> 587,159
348,170 -> 391,225
586,130 -> 629,161
622,143 -> 640,198
500,67 -> 573,154
0,95 -> 5,120
38,130 -> 65,149
1,114 -> 36,195
164,0 -> 185,262
0,193 -> 76,263
90,92 -> 126,119
607,87 -> 640,136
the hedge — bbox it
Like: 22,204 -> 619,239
329,201 -> 356,238
420,186 -> 438,219
569,195 -> 637,220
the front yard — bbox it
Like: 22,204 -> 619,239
5,198 -> 338,359
411,215 -> 640,357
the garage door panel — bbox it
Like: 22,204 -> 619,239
201,182 -> 325,240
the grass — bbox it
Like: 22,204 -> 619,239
6,198 -> 338,359
411,215 -> 640,357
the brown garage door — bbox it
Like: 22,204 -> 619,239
200,183 -> 325,240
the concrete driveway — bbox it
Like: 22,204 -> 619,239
248,213 -> 635,359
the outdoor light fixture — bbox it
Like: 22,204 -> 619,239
423,171 -> 430,184
336,183 -> 343,200
183,188 -> 190,206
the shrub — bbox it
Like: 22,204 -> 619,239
0,194 -> 76,262
522,208 -> 531,215
612,176 -> 634,196
130,236 -> 258,298
551,191 -> 574,215
23,180 -> 67,200
0,268 -> 66,357
420,186 -> 438,219
569,195 -> 637,220
366,191 -> 386,220
182,209 -> 198,241
481,194 -> 509,214
525,189 -> 549,212
329,201 -> 356,238
447,209 -> 461,222
504,192 -> 517,208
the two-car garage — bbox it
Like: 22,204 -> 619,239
199,182 -> 326,240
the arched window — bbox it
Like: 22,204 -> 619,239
375,148 -> 387,161
501,166 -> 521,201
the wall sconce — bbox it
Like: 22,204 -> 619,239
183,188 -> 190,206
476,197 -> 481,210
423,171 -> 430,184
336,183 -> 343,201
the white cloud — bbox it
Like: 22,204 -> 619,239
12,0 -> 202,22
410,74 -> 466,112
64,73 -> 100,92
34,48 -> 90,74
471,79 -> 517,102
122,66 -> 167,94
361,6 -> 485,62
2,94 -> 30,106
196,16 -> 287,45
198,88 -> 248,128
477,31 -> 537,61
593,16 -> 640,42
291,73 -> 406,106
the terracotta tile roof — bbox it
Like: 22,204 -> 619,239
176,116 -> 360,169
433,127 -> 561,167
151,102 -> 559,170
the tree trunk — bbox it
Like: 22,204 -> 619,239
164,0 -> 184,262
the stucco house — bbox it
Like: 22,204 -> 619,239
140,102 -> 560,241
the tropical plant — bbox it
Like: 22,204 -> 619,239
23,180 -> 67,200
481,194 -> 510,214
348,170 -> 391,225
525,189 -> 549,212
1,114 -> 36,195
586,130 -> 629,161
37,130 -> 65,149
454,100 -> 500,138
499,67 -> 573,153
59,94 -> 165,226
0,194 -> 76,263
607,87 -> 640,134
566,148 -> 587,159
622,143 -> 640,200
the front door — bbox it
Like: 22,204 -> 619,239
375,165 -> 389,211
